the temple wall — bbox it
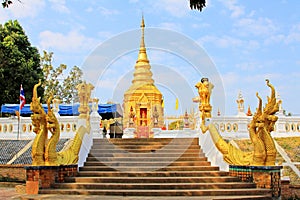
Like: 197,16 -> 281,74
0,164 -> 26,182
0,113 -> 102,140
1,112 -> 300,139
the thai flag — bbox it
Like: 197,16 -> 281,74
20,84 -> 25,110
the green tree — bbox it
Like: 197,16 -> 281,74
40,50 -> 66,102
41,50 -> 83,104
60,66 -> 83,103
0,20 -> 43,107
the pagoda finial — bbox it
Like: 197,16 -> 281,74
138,15 -> 146,54
131,15 -> 153,85
141,14 -> 145,29
246,105 -> 252,116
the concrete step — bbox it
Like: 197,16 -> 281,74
39,188 -> 272,197
91,144 -> 201,148
76,170 -> 230,177
39,138 -> 272,199
52,182 -> 258,190
93,138 -> 199,145
89,149 -> 202,154
86,156 -> 208,162
83,161 -> 211,167
64,176 -> 241,183
19,194 -> 273,200
79,165 -> 220,172
88,152 -> 206,158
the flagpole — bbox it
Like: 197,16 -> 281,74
18,84 -> 25,140
17,106 -> 20,140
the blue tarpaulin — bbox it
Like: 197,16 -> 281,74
1,103 -> 120,116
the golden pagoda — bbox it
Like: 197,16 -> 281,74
123,16 -> 164,130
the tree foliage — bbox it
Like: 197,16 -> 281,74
190,0 -> 206,12
0,20 -> 43,107
41,51 -> 83,104
60,66 -> 83,103
2,0 -> 12,8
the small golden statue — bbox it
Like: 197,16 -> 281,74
197,79 -> 279,166
76,81 -> 94,118
195,78 -> 214,132
129,106 -> 135,127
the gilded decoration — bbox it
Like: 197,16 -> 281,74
123,17 -> 164,130
197,79 -> 279,166
30,80 -> 91,166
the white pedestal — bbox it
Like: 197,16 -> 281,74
122,128 -> 135,138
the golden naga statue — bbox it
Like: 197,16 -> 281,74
30,80 -> 90,166
197,79 -> 279,166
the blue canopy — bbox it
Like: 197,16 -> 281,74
1,103 -> 120,116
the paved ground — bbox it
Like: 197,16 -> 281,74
0,184 -> 271,200
0,187 -> 272,200
0,187 -> 19,200
0,188 -> 212,200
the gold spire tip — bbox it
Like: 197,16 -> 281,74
141,15 -> 145,28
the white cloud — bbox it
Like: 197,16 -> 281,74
97,31 -> 115,40
129,0 -> 139,3
49,0 -> 70,14
264,34 -> 285,45
234,17 -> 277,37
152,0 -> 190,17
2,0 -> 45,18
285,23 -> 300,44
263,23 -> 300,45
159,22 -> 182,32
219,0 -> 245,18
84,5 -> 119,16
39,30 -> 98,53
198,35 -> 242,48
236,62 -> 264,71
85,7 -> 93,13
0,10 -> 9,22
191,23 -> 210,29
98,6 -> 119,16
221,71 -> 239,89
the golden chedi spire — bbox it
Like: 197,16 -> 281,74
132,15 -> 154,86
123,16 -> 164,132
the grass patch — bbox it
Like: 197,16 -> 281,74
275,137 -> 300,162
282,166 -> 300,185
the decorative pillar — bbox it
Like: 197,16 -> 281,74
76,82 -> 94,167
24,165 -> 78,194
90,98 -> 102,138
229,165 -> 283,198
183,111 -> 190,129
52,98 -> 60,118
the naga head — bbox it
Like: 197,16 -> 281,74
30,79 -> 43,114
33,79 -> 42,99
30,79 -> 45,133
264,79 -> 279,116
47,94 -> 53,114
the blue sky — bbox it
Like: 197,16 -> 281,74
1,0 -> 300,116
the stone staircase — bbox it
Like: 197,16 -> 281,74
40,138 -> 272,199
